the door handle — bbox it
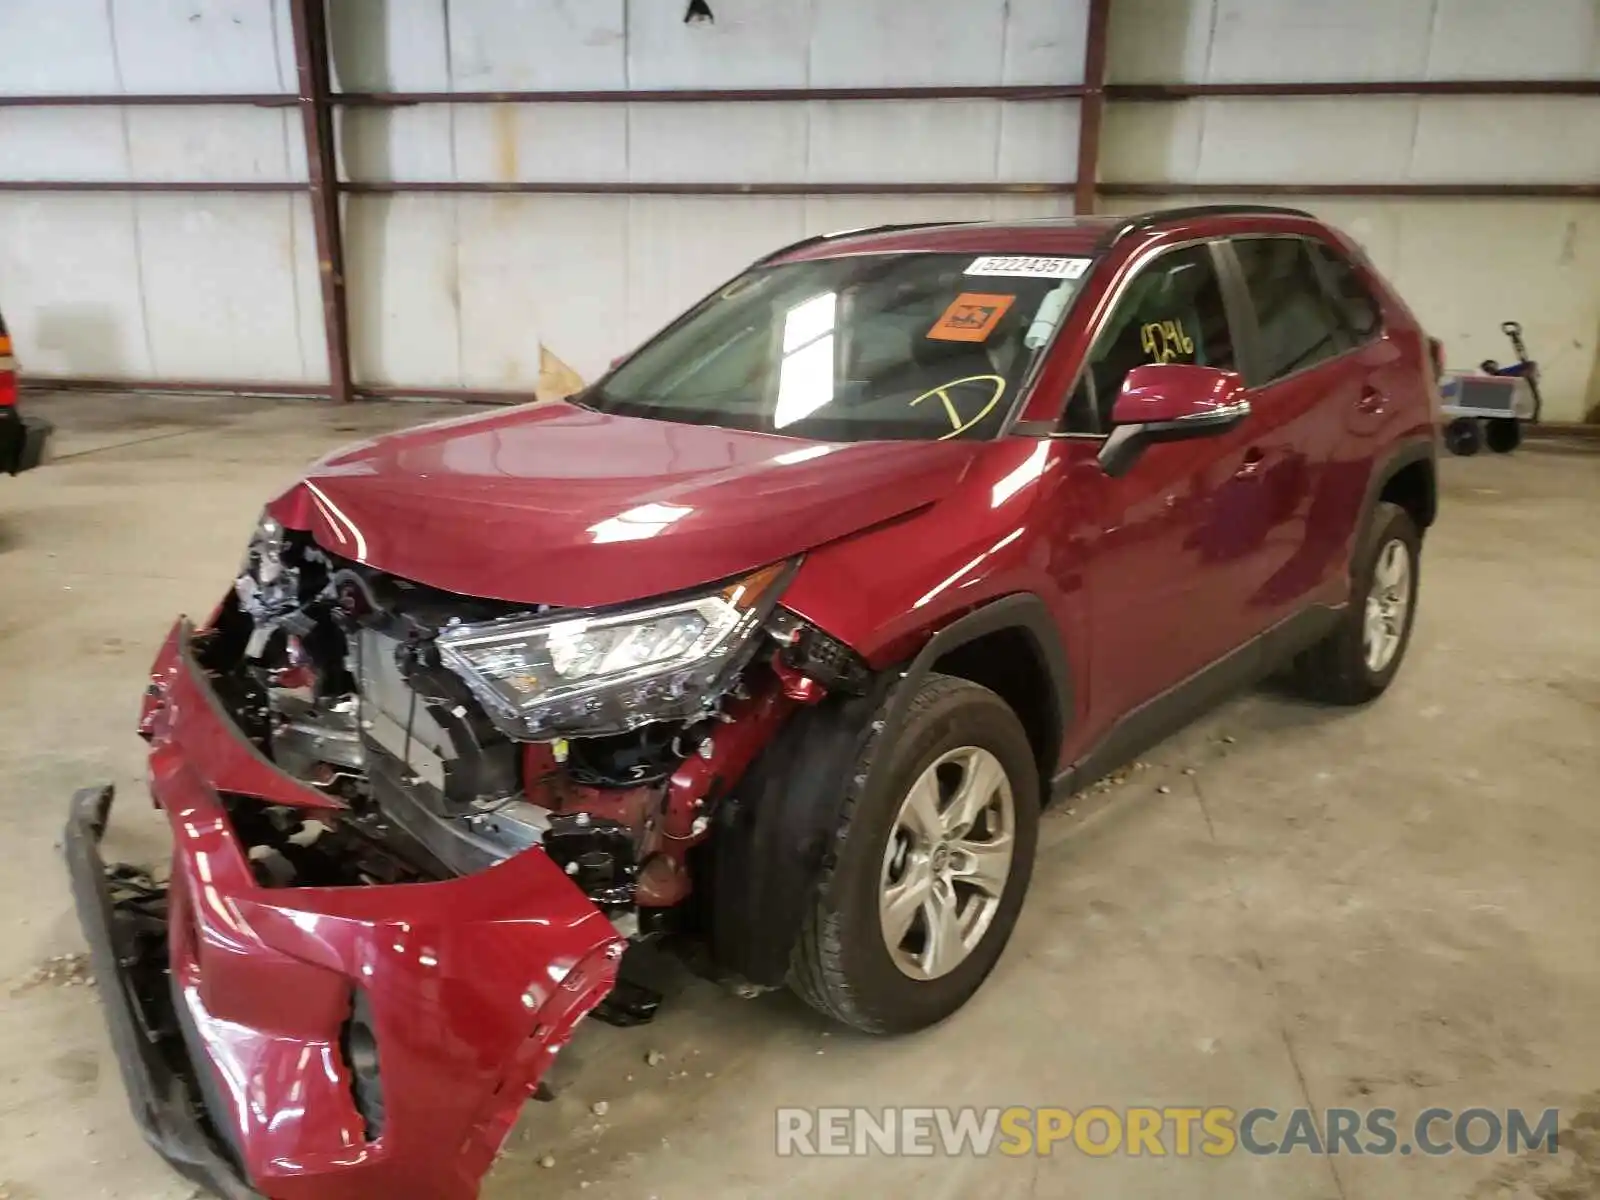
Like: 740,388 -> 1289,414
1234,448 -> 1266,480
1357,386 -> 1388,415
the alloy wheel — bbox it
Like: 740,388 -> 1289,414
879,746 -> 1015,981
1363,537 -> 1412,672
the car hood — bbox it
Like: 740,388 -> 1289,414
268,401 -> 980,608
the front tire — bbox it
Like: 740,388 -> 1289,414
788,674 -> 1039,1034
1291,501 -> 1421,705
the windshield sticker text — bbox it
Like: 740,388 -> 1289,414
1141,319 -> 1195,363
965,256 -> 1091,280
929,293 -> 1016,343
909,375 -> 1008,440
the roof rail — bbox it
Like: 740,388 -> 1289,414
759,220 -> 977,263
1097,203 -> 1316,248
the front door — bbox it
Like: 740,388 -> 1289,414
1052,240 -> 1263,747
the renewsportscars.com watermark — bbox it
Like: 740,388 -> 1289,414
776,1106 -> 1560,1158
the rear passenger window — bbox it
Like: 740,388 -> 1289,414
1307,241 -> 1381,341
1064,244 -> 1236,434
1231,237 -> 1349,383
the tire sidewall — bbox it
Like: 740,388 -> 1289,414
821,679 -> 1039,1033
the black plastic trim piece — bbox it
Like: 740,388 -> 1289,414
0,411 -> 52,475
887,594 -> 1073,778
1052,605 -> 1340,800
1363,438 -> 1439,531
62,785 -> 265,1200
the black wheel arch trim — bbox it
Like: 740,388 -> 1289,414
879,592 -> 1074,784
707,592 -> 1074,989
1364,437 -> 1438,531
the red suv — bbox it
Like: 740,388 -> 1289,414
69,205 -> 1437,1200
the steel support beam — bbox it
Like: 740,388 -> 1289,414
287,0 -> 353,404
1074,0 -> 1113,215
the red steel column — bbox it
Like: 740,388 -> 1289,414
288,0 -> 354,403
1075,0 -> 1113,215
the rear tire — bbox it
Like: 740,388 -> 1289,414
1291,501 -> 1420,705
788,673 -> 1038,1034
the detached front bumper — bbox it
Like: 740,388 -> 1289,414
67,622 -> 625,1200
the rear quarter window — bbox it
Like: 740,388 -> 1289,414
1231,236 -> 1350,384
1307,240 -> 1382,342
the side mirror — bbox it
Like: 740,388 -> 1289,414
1097,363 -> 1251,478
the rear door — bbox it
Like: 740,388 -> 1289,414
1221,235 -> 1371,628
1302,238 -> 1412,593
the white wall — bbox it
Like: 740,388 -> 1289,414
326,0 -> 1085,393
0,0 -> 323,382
0,0 -> 1596,418
1104,0 -> 1600,420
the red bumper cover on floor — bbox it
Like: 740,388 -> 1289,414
69,622 -> 623,1200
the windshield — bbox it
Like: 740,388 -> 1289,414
584,252 -> 1092,441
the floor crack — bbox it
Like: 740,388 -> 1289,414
1190,773 -> 1349,1200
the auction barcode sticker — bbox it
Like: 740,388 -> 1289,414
965,256 -> 1091,279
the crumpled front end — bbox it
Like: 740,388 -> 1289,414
66,624 -> 624,1200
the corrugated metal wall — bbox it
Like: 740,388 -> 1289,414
1103,0 -> 1600,419
0,0 -> 323,382
1,0 -> 1597,418
328,0 -> 1083,392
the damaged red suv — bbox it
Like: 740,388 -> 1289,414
69,205 -> 1438,1200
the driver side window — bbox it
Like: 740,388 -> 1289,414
1063,243 -> 1236,435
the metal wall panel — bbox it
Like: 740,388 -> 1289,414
625,0 -> 814,89
110,0 -> 291,94
339,106 -> 460,183
624,195 -> 806,345
0,107 -> 303,184
449,105 -> 631,183
0,0 -> 119,95
340,191 -> 1075,391
124,108 -> 305,183
1202,0 -> 1437,83
1408,98 -> 1600,183
327,0 -> 450,92
0,109 -> 130,182
0,189 -> 321,381
447,0 -> 628,91
1427,0 -> 1600,79
1109,0 -> 1600,84
343,195 -> 463,387
455,194 -> 628,390
1102,97 -> 1600,184
334,100 -> 1077,186
133,195 -> 321,381
330,0 -> 1089,94
0,194 -> 150,377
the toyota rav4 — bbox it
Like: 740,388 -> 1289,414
68,205 -> 1438,1200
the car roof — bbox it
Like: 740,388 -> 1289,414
767,204 -> 1319,265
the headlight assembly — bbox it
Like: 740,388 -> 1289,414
436,561 -> 792,739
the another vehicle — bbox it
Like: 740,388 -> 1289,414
0,309 -> 52,476
68,205 -> 1438,1200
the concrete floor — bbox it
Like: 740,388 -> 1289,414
1,391 -> 1598,1200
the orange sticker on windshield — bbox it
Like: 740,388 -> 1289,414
928,293 -> 1015,342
